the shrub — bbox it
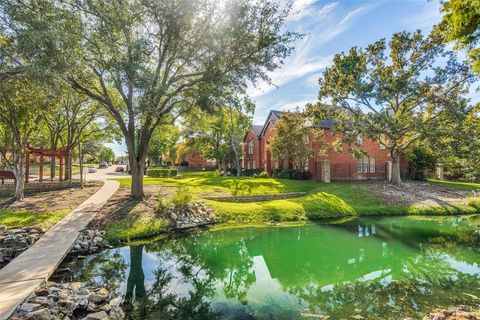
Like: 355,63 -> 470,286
252,173 -> 259,178
258,171 -> 269,178
272,169 -> 282,178
172,187 -> 193,207
156,197 -> 171,214
243,168 -> 263,177
148,169 -> 177,178
292,171 -> 311,180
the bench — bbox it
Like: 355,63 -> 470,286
0,171 -> 16,184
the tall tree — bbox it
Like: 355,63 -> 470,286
224,95 -> 254,177
147,123 -> 180,166
311,31 -> 473,186
0,77 -> 49,200
269,110 -> 321,172
437,0 -> 480,73
5,0 -> 298,199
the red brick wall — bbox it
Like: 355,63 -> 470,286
187,152 -> 214,167
310,130 -> 393,181
244,129 -> 261,169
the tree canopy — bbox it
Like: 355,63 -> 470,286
309,31 -> 473,186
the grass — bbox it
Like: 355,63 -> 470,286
0,209 -> 69,230
113,172 -> 318,196
427,179 -> 480,191
107,173 -> 480,237
102,195 -> 169,244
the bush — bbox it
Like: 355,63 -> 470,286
276,169 -> 311,180
258,171 -> 269,178
172,187 -> 193,207
156,197 -> 171,214
252,173 -> 259,178
148,169 -> 178,178
243,168 -> 263,177
272,169 -> 282,178
228,167 -> 238,176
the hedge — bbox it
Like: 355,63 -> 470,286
147,169 -> 178,178
272,169 -> 311,180
242,168 -> 263,177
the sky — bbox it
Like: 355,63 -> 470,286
108,0 -> 477,156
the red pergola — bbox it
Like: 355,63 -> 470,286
26,147 -> 71,183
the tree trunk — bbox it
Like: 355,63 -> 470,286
222,158 -> 227,176
391,149 -> 402,186
13,154 -> 26,201
129,153 -> 145,200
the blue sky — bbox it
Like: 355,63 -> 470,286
108,0 -> 477,156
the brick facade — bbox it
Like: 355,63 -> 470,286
186,152 -> 216,168
244,110 -> 408,181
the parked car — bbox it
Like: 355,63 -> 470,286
98,160 -> 108,168
88,166 -> 97,173
107,162 -> 112,166
115,166 -> 125,172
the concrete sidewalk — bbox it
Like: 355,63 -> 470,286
0,180 -> 119,320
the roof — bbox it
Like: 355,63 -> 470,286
316,118 -> 334,128
271,110 -> 282,119
252,125 -> 263,137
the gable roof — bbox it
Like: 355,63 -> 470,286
271,110 -> 282,119
259,110 -> 283,136
243,124 -> 264,142
252,125 -> 263,137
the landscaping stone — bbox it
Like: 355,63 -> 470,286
70,229 -> 105,254
168,201 -> 216,229
13,282 -> 125,320
0,226 -> 44,268
423,306 -> 480,320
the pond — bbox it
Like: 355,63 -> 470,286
59,216 -> 480,319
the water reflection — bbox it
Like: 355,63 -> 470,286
65,217 -> 480,319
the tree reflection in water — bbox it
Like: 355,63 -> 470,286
67,218 -> 480,319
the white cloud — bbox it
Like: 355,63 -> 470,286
249,4 -> 372,99
288,1 -> 338,22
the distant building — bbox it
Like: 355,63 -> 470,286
243,110 -> 408,181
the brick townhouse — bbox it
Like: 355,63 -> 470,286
243,110 -> 408,181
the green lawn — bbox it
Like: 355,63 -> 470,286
0,209 -> 69,230
427,179 -> 480,191
109,173 -> 480,236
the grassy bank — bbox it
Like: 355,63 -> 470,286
105,173 -> 480,242
427,179 -> 480,191
0,209 -> 69,230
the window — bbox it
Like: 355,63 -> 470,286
357,157 -> 363,173
305,161 -> 309,171
363,156 -> 368,173
357,156 -> 375,173
356,134 -> 363,146
369,156 -> 376,173
252,162 -> 256,169
248,140 -> 254,155
379,134 -> 386,150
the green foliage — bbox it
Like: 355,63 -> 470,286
258,171 -> 269,178
269,110 -> 322,171
147,169 -> 178,178
438,0 -> 480,73
171,187 -> 193,208
252,173 -> 259,178
98,146 -> 115,163
242,168 -> 263,177
406,146 -> 437,180
310,30 -> 473,186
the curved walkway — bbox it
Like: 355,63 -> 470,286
0,180 -> 119,320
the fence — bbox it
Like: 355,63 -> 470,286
0,180 -> 81,196
329,163 -> 387,181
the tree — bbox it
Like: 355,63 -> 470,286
147,123 -> 180,166
15,0 -> 298,199
269,110 -> 321,172
0,77 -> 49,200
437,0 -> 480,73
311,31 -> 473,186
98,146 -> 115,163
224,95 -> 254,177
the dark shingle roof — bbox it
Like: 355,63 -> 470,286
252,125 -> 263,137
271,110 -> 282,119
316,118 -> 334,128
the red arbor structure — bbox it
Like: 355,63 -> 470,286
26,147 -> 71,182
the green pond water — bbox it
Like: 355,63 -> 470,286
61,216 -> 480,319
